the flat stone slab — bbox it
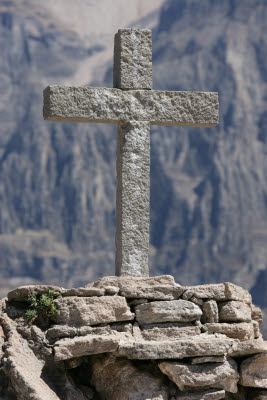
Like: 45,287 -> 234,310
62,287 -> 105,296
116,337 -> 235,360
218,301 -> 252,322
159,359 -> 239,393
190,356 -> 226,364
135,300 -> 202,324
204,322 -> 255,340
175,389 -> 226,399
141,326 -> 201,341
43,86 -> 218,127
91,275 -> 184,300
54,334 -> 121,361
240,354 -> 267,388
228,339 -> 267,357
54,296 -> 134,326
182,283 -> 251,303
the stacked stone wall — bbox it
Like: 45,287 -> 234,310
0,276 -> 266,399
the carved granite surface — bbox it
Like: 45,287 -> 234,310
0,276 -> 266,399
43,86 -> 219,127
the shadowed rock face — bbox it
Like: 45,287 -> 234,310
0,0 -> 266,337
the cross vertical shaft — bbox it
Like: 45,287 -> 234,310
114,29 -> 152,277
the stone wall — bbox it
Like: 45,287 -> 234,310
0,276 -> 266,399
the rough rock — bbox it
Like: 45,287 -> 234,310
141,326 -> 201,341
202,301 -> 219,323
190,356 -> 226,364
252,305 -> 263,325
182,283 -> 251,303
239,354 -> 267,388
159,359 -> 239,393
91,275 -> 184,300
90,355 -> 169,400
135,300 -> 202,324
16,323 -> 52,359
253,321 -> 261,339
219,301 -> 252,323
115,120 -> 150,277
62,287 -> 105,296
43,86 -> 219,127
204,323 -> 255,340
228,339 -> 267,357
7,285 -> 63,302
46,324 -> 113,339
116,336 -> 235,359
1,314 -> 59,400
175,389 -> 226,399
54,295 -> 134,326
113,28 -> 152,90
54,334 -> 121,361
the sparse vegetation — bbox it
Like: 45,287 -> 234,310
22,289 -> 61,322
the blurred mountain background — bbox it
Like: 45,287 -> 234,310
0,0 -> 266,336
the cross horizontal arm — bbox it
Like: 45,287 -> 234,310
43,86 -> 218,127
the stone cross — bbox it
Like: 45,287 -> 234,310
43,28 -> 218,277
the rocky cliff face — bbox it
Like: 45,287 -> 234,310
0,0 -> 266,336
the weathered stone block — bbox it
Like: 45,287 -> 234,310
183,283 -> 251,302
8,285 -> 63,302
113,28 -> 152,90
218,301 -> 251,322
54,334 -> 120,361
140,326 -> 201,341
159,358 -> 239,392
116,336 -> 235,360
116,120 -> 150,277
204,322 -> 255,340
202,300 -> 219,323
62,287 -> 105,296
175,389 -> 226,399
90,355 -> 169,400
190,356 -> 226,364
54,296 -> 134,326
228,339 -> 267,357
240,354 -> 267,388
252,305 -> 263,325
135,300 -> 202,324
43,86 -> 219,127
91,275 -> 184,300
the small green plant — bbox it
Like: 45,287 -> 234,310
25,289 -> 61,322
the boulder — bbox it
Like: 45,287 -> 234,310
204,322 -> 255,340
202,300 -> 219,323
135,300 -> 202,325
116,336 -> 235,359
239,354 -> 267,388
91,275 -> 184,300
159,358 -> 239,393
54,295 -> 134,326
90,355 -> 169,400
218,301 -> 251,322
